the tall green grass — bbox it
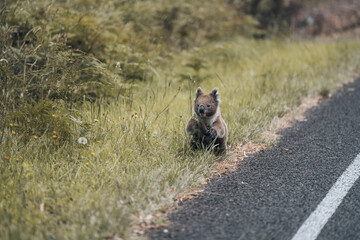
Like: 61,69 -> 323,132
1,38 -> 360,239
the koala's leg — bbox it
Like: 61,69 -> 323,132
187,117 -> 204,150
217,138 -> 227,154
186,117 -> 199,135
211,120 -> 226,139
211,119 -> 227,153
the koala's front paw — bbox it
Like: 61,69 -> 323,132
209,128 -> 217,139
199,122 -> 209,134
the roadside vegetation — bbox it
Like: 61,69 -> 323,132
1,0 -> 360,239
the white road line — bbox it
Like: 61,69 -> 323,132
292,153 -> 360,240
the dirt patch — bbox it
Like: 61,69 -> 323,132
261,96 -> 322,143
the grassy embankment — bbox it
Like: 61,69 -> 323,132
1,38 -> 360,239
1,1 -> 360,239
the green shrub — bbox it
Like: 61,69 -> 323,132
0,2 -> 120,144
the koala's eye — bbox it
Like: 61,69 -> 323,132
207,104 -> 211,108
197,104 -> 200,107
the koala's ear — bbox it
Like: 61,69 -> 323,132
195,87 -> 204,99
211,88 -> 221,103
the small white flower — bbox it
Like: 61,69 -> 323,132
78,137 -> 88,145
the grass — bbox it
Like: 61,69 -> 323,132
1,37 -> 360,239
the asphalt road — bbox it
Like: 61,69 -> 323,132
148,77 -> 360,240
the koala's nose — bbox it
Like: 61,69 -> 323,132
199,105 -> 205,114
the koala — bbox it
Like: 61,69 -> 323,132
186,87 -> 228,153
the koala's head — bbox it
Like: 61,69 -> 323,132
194,87 -> 221,118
